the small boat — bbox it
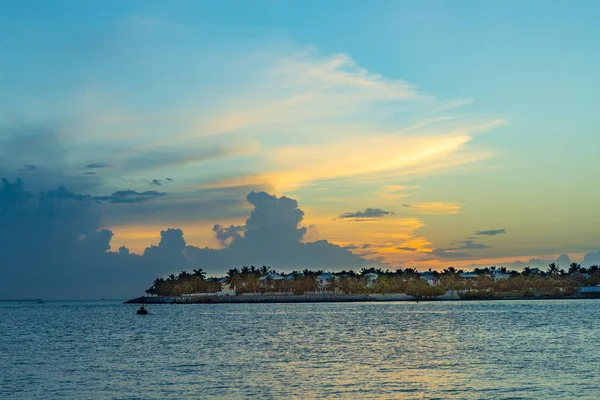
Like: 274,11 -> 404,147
136,305 -> 148,315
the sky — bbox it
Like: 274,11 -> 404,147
1,1 -> 600,298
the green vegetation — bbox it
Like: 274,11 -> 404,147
145,269 -> 222,297
145,263 -> 600,300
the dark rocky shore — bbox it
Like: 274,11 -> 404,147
125,292 -> 599,304
125,294 -> 375,304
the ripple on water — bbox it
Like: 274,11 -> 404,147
1,300 -> 599,399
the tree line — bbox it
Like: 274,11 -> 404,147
145,263 -> 600,299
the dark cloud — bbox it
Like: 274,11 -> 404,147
457,240 -> 490,250
212,224 -> 245,246
475,229 -> 506,236
344,244 -> 372,250
0,126 -> 100,193
94,190 -> 166,204
0,180 -> 375,299
397,246 -> 417,251
185,191 -> 375,275
165,177 -> 174,181
84,162 -> 113,169
151,179 -> 162,186
81,171 -> 97,175
338,208 -> 394,220
18,164 -> 37,172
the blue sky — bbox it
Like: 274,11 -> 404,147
1,0 -> 600,275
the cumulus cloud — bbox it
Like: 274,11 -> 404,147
0,179 -> 372,299
212,224 -> 245,246
583,250 -> 600,266
475,229 -> 506,236
185,191 -> 374,274
338,208 -> 394,220
556,253 -> 571,266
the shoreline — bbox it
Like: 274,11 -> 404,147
125,293 -> 600,304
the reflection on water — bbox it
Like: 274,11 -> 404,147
1,300 -> 599,399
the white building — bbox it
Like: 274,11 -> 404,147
419,272 -> 439,286
258,273 -> 285,282
492,269 -> 511,281
317,273 -> 334,289
363,272 -> 379,287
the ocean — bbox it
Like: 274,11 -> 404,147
1,299 -> 599,399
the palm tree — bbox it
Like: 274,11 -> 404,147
225,268 -> 242,293
259,265 -> 271,275
442,267 -> 457,276
178,270 -> 191,280
192,269 -> 206,281
547,263 -> 561,276
568,263 -> 581,274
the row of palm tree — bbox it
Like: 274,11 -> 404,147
145,269 -> 222,297
145,263 -> 600,298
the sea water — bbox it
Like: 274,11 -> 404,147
1,299 -> 599,399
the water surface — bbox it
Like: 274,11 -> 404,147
1,300 -> 599,399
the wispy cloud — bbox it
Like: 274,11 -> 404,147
457,240 -> 490,250
95,190 -> 166,204
338,208 -> 394,220
476,229 -> 506,236
397,246 -> 417,252
84,162 -> 113,169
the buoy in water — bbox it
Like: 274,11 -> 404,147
136,305 -> 148,315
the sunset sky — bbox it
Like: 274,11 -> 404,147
2,0 -> 600,277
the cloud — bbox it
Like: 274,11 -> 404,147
583,250 -> 600,266
84,162 -> 113,169
0,179 -> 373,299
475,229 -> 506,236
212,224 -> 245,247
397,246 -> 417,252
18,164 -> 37,172
185,191 -> 375,274
94,190 -> 166,204
556,253 -> 571,266
431,249 -> 473,259
151,179 -> 162,186
403,202 -> 461,215
457,240 -> 490,250
338,208 -> 394,220
81,171 -> 97,175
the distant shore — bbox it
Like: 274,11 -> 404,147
125,293 -> 600,304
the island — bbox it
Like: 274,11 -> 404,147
126,263 -> 600,304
